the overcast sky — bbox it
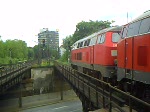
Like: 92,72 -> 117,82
0,0 -> 149,47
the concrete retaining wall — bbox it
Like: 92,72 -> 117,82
31,68 -> 54,93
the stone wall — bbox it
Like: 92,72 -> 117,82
31,68 -> 54,93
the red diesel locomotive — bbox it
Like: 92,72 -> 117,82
71,11 -> 150,99
71,26 -> 122,80
117,10 -> 150,97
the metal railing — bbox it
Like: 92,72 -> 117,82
55,62 -> 150,112
0,60 -> 36,91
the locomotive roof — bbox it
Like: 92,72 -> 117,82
73,26 -> 122,44
130,10 -> 150,23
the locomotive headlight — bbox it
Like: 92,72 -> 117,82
111,50 -> 117,56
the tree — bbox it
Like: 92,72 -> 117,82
33,45 -> 39,59
0,40 -> 5,58
5,39 -> 28,60
73,20 -> 113,42
62,35 -> 73,50
0,39 -> 29,64
28,47 -> 34,59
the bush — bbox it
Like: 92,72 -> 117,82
59,50 -> 69,62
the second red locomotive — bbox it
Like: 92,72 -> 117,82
117,10 -> 150,98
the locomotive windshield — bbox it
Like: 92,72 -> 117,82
112,32 -> 121,42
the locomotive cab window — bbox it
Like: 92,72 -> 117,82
112,32 -> 121,42
87,39 -> 91,46
89,36 -> 97,46
77,43 -> 80,48
75,43 -> 77,49
127,20 -> 141,37
122,26 -> 128,38
139,17 -> 150,34
97,34 -> 105,44
80,41 -> 83,47
84,40 -> 87,46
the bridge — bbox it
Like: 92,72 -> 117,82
54,61 -> 150,112
0,61 -> 35,94
0,60 -> 149,112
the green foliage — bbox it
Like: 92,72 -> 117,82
62,35 -> 73,51
50,49 -> 59,59
0,39 -> 29,64
33,45 -> 39,59
41,60 -> 53,66
5,39 -> 28,59
0,40 -> 5,58
32,44 -> 59,60
73,20 -> 113,40
59,50 -> 69,62
0,57 -> 9,64
28,47 -> 34,59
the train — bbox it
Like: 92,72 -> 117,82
70,11 -> 150,100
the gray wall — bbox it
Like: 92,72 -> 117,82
31,68 -> 54,93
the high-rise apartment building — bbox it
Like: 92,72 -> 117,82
38,28 -> 59,50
